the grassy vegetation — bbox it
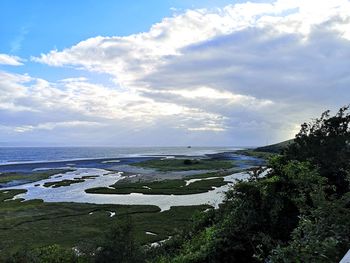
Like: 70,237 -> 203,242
132,158 -> 234,171
0,189 -> 210,257
186,170 -> 237,179
234,140 -> 293,160
131,205 -> 211,243
235,149 -> 276,160
43,179 -> 85,188
0,169 -> 71,185
85,177 -> 227,195
86,158 -> 235,195
184,178 -> 226,192
79,175 -> 98,179
255,139 -> 294,153
3,107 -> 349,262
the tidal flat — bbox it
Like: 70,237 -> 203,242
0,151 -> 264,256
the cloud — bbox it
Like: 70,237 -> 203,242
10,26 -> 30,53
6,0 -> 350,145
0,54 -> 24,66
13,121 -> 105,133
0,70 -> 230,145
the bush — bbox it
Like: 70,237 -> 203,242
5,245 -> 82,263
285,106 -> 350,194
148,106 -> 350,263
95,218 -> 143,263
270,193 -> 350,262
183,159 -> 200,165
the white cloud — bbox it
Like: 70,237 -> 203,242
164,87 -> 273,107
13,121 -> 105,133
4,0 -> 350,145
0,71 -> 228,136
0,54 -> 24,66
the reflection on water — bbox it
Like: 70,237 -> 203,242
4,168 -> 250,211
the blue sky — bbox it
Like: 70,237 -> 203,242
1,1 -> 241,56
1,0 -> 269,80
1,1 -> 243,84
0,0 -> 349,146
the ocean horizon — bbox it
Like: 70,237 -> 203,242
0,146 -> 244,165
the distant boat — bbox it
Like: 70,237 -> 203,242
187,146 -> 191,148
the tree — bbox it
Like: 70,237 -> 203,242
5,245 -> 80,263
150,106 -> 350,263
95,217 -> 143,263
270,193 -> 350,262
285,106 -> 350,194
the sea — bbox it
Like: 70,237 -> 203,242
0,146 -> 262,209
0,146 -> 241,165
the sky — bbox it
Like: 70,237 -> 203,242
0,0 -> 349,147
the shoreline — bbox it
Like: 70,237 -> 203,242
0,146 -> 242,166
3,169 -> 251,211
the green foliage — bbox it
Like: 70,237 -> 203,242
185,171 -> 229,179
149,160 -> 324,262
270,194 -> 350,262
235,149 -> 275,160
146,106 -> 350,263
95,218 -> 143,263
4,244 -> 84,263
285,105 -> 350,193
0,169 -> 72,185
183,159 -> 199,165
43,179 -> 85,188
255,139 -> 294,154
0,188 -> 209,260
86,177 -> 227,195
132,158 -> 234,171
2,106 -> 350,262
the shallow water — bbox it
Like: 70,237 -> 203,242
4,168 -> 250,211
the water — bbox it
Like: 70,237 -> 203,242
5,168 -> 251,211
0,147 -> 264,210
0,147 -> 240,165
